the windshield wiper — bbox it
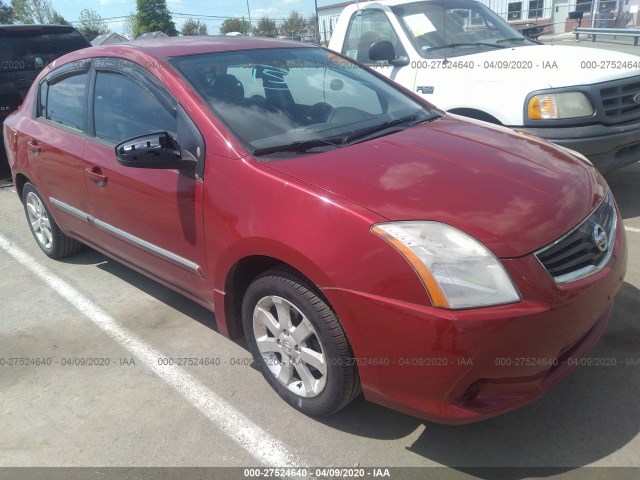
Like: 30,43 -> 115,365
252,114 -> 432,157
496,37 -> 528,43
341,115 -> 421,144
252,137 -> 342,157
426,42 -> 506,52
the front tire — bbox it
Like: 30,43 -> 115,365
22,183 -> 82,259
242,269 -> 360,416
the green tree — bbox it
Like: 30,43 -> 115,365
181,18 -> 207,36
77,8 -> 109,41
219,17 -> 251,35
307,14 -> 318,41
279,11 -> 305,39
50,11 -> 70,25
1,0 -> 14,24
11,0 -> 66,24
133,0 -> 177,38
253,16 -> 277,38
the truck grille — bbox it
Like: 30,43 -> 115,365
600,77 -> 640,123
535,192 -> 617,283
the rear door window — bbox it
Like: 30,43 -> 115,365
41,73 -> 88,131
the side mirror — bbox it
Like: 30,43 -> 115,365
115,132 -> 196,170
369,40 -> 410,67
369,40 -> 395,62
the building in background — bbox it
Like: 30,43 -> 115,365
136,31 -> 169,40
91,32 -> 128,46
318,1 -> 354,43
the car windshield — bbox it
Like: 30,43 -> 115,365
170,47 -> 440,157
392,0 -> 534,58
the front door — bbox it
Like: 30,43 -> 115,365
82,62 -> 209,301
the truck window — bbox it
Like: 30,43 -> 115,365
391,0 -> 528,58
342,9 -> 406,65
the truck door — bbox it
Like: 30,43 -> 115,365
340,8 -> 416,89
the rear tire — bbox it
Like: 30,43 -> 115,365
242,269 -> 360,416
22,183 -> 82,259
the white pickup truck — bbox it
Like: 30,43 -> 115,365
328,0 -> 640,171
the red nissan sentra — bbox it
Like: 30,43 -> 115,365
2,37 -> 627,424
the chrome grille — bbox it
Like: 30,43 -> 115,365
535,192 -> 617,283
600,78 -> 640,123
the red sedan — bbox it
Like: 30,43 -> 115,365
2,37 -> 627,424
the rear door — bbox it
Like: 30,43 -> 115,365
23,61 -> 99,244
82,59 -> 210,301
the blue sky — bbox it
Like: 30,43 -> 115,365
52,0 -> 340,36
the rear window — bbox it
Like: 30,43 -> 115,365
0,28 -> 90,72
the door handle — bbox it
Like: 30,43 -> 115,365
85,167 -> 108,185
27,141 -> 41,155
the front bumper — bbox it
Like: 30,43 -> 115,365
322,213 -> 627,424
519,122 -> 640,172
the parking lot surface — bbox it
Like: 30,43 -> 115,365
0,155 -> 639,479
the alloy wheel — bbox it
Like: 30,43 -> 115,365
252,295 -> 328,398
25,192 -> 53,249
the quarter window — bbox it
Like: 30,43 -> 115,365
41,73 -> 87,131
93,71 -> 176,144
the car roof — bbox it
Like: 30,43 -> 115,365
89,36 -> 311,60
0,24 -> 81,32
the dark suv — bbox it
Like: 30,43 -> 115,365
1,25 -> 90,177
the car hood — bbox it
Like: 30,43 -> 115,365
263,115 -> 608,258
458,45 -> 640,86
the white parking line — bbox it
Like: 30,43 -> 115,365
625,226 -> 640,234
0,233 -> 305,468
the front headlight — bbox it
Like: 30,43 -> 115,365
372,221 -> 521,309
528,92 -> 594,120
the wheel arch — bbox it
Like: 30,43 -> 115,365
217,247 -> 336,340
14,172 -> 31,198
